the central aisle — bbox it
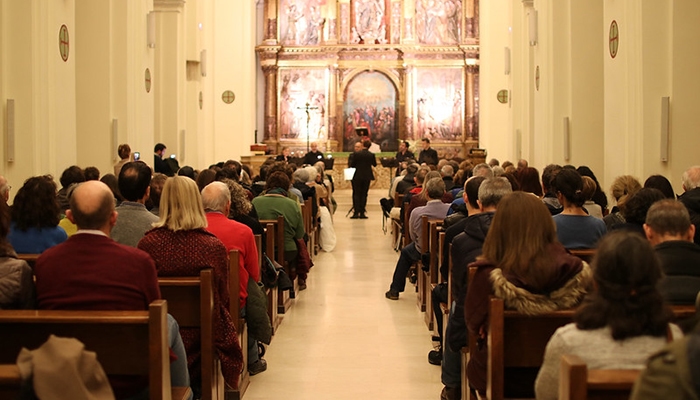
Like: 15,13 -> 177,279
244,189 -> 444,399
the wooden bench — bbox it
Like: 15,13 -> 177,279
570,249 -> 596,263
391,193 -> 404,251
477,296 -> 576,400
436,235 -> 451,340
559,354 -> 640,400
16,253 -> 40,268
424,220 -> 443,330
260,216 -> 293,314
0,364 -> 21,399
263,223 -> 281,332
0,300 -> 190,400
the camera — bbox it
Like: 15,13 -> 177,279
133,152 -> 140,161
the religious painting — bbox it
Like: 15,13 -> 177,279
415,0 -> 462,45
278,69 -> 328,141
351,0 -> 388,44
414,68 -> 464,140
342,71 -> 398,151
280,0 -> 325,46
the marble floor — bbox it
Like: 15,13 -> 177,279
244,189 -> 444,399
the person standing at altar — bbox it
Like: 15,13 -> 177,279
348,140 -> 376,219
418,137 -> 438,166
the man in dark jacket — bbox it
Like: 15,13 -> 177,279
418,137 -> 438,166
439,177 -> 512,400
348,140 -> 376,219
644,199 -> 700,305
396,163 -> 419,195
679,166 -> 700,245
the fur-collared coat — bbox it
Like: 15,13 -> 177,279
464,243 -> 593,394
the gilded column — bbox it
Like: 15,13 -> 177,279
466,65 -> 477,140
264,0 -> 278,44
404,66 -> 414,140
263,65 -> 278,151
325,0 -> 338,44
403,0 -> 415,43
327,65 -> 339,150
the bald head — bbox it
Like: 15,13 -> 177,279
68,181 -> 116,231
201,181 -> 231,214
682,166 -> 700,191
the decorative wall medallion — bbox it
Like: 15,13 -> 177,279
199,92 -> 203,109
609,20 -> 619,59
535,66 -> 540,91
497,90 -> 508,104
222,90 -> 235,104
145,68 -> 152,93
59,25 -> 69,62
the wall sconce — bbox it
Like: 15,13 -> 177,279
147,12 -> 156,48
528,9 -> 538,46
504,47 -> 511,75
5,99 -> 15,162
200,50 -> 207,77
660,97 -> 670,162
563,117 -> 570,161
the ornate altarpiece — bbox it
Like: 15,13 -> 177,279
257,0 -> 480,158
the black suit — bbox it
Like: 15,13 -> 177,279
418,147 -> 438,166
303,151 -> 324,165
348,149 -> 376,216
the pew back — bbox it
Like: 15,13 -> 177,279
559,353 -> 640,400
0,300 -> 174,400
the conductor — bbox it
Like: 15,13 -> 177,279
348,140 -> 376,219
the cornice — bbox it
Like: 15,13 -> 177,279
154,0 -> 186,12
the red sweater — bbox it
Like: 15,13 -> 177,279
205,212 -> 260,307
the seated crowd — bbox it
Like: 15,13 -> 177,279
0,143 -> 335,399
384,155 -> 700,400
3,143 -> 700,399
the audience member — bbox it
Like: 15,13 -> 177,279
114,143 -> 131,176
441,165 -> 457,191
472,163 -> 494,179
395,140 -> 415,176
275,146 -> 291,162
644,199 -> 700,304
57,184 -> 79,237
396,163 -> 420,195
0,198 -> 33,309
178,165 -> 196,180
8,175 -> 67,253
552,169 -> 607,249
604,175 -> 642,230
35,180 -> 190,399
517,167 -> 543,197
577,166 -> 608,213
516,159 -> 528,171
112,161 -> 159,247
644,174 -> 675,199
153,143 -> 173,176
581,176 -> 603,219
146,173 -> 168,216
56,165 -> 85,212
465,192 -> 591,397
196,168 -> 217,192
439,177 -> 511,399
679,166 -> 700,245
99,173 -> 124,206
488,158 -> 499,167
535,231 -> 681,400
541,164 -> 563,214
614,188 -> 665,235
137,176 -> 243,392
84,166 -> 100,181
201,181 -> 266,375
386,177 -> 450,300
252,172 -> 307,288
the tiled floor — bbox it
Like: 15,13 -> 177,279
244,189 -> 443,399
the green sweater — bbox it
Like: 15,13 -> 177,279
252,194 -> 305,252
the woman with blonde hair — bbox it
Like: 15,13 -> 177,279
604,175 -> 642,230
113,143 -> 131,176
465,192 -> 592,397
138,176 -> 243,393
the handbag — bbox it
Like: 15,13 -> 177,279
260,253 -> 279,289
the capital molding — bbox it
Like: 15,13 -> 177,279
521,0 -> 534,7
154,0 -> 186,12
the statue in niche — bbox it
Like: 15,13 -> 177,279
353,0 -> 386,44
415,0 -> 461,45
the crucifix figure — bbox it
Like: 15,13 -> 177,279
297,102 -> 319,152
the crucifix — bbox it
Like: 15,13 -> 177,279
297,102 -> 319,153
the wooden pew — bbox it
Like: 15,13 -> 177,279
0,300 -> 190,400
16,253 -> 40,268
416,215 -> 430,312
559,354 -> 640,400
435,235 -> 451,340
227,250 -> 250,399
486,297 -> 576,400
570,249 -> 596,263
0,364 -> 21,399
159,270 -> 221,400
391,193 -> 404,251
424,220 -> 443,330
259,216 -> 293,314
263,223 -> 280,333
